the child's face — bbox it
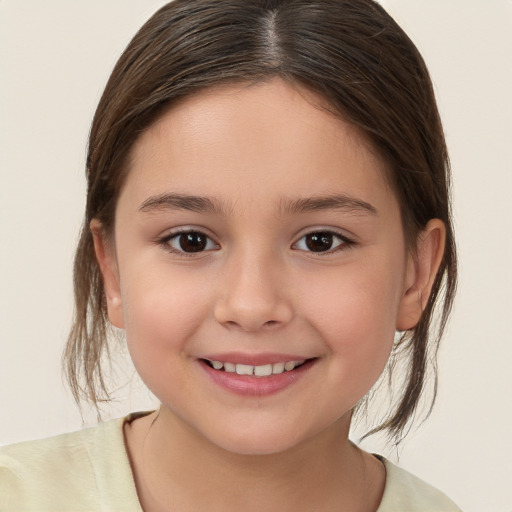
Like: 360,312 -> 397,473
98,78 -> 421,455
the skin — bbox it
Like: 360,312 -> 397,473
92,78 -> 445,511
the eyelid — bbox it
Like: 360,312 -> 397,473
292,228 -> 356,255
156,226 -> 355,257
158,227 -> 220,256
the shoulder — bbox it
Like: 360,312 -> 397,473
0,414 -> 144,511
377,457 -> 462,512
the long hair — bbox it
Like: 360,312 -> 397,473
64,0 -> 457,442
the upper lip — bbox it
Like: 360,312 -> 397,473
200,352 -> 315,366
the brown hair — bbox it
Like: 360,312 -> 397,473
64,0 -> 457,442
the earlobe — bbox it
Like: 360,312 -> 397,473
396,219 -> 446,331
90,219 -> 125,329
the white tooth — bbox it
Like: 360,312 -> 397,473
211,361 -> 223,370
254,364 -> 273,377
272,362 -> 285,374
224,362 -> 236,373
284,361 -> 297,371
236,364 -> 254,375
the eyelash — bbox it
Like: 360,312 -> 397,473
158,229 -> 355,257
292,231 -> 355,255
158,229 -> 219,257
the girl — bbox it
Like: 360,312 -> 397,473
1,1 -> 461,510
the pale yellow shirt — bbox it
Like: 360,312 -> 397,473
0,414 -> 462,511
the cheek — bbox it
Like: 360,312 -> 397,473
304,262 -> 403,338
299,261 -> 403,393
119,266 -> 211,377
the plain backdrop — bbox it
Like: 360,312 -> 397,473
1,1 -> 511,511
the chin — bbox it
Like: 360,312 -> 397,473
200,419 -> 315,457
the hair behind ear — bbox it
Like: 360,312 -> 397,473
360,217 -> 456,443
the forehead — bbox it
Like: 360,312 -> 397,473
120,78 -> 395,214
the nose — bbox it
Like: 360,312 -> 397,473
213,252 -> 294,332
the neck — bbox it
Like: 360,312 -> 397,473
124,408 -> 384,512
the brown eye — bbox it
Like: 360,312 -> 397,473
179,232 -> 207,252
306,233 -> 335,251
166,231 -> 217,253
295,232 -> 346,253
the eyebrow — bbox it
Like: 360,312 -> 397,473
138,193 -> 225,214
281,194 -> 377,216
138,192 -> 377,216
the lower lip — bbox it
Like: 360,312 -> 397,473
199,359 -> 316,396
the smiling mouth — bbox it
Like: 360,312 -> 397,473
202,359 -> 311,377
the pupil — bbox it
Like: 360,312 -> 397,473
179,232 -> 207,252
306,233 -> 333,252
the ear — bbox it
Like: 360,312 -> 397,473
396,219 -> 446,331
90,219 -> 124,329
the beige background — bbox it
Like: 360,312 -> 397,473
1,1 -> 511,511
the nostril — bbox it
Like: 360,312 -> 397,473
223,319 -> 280,332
